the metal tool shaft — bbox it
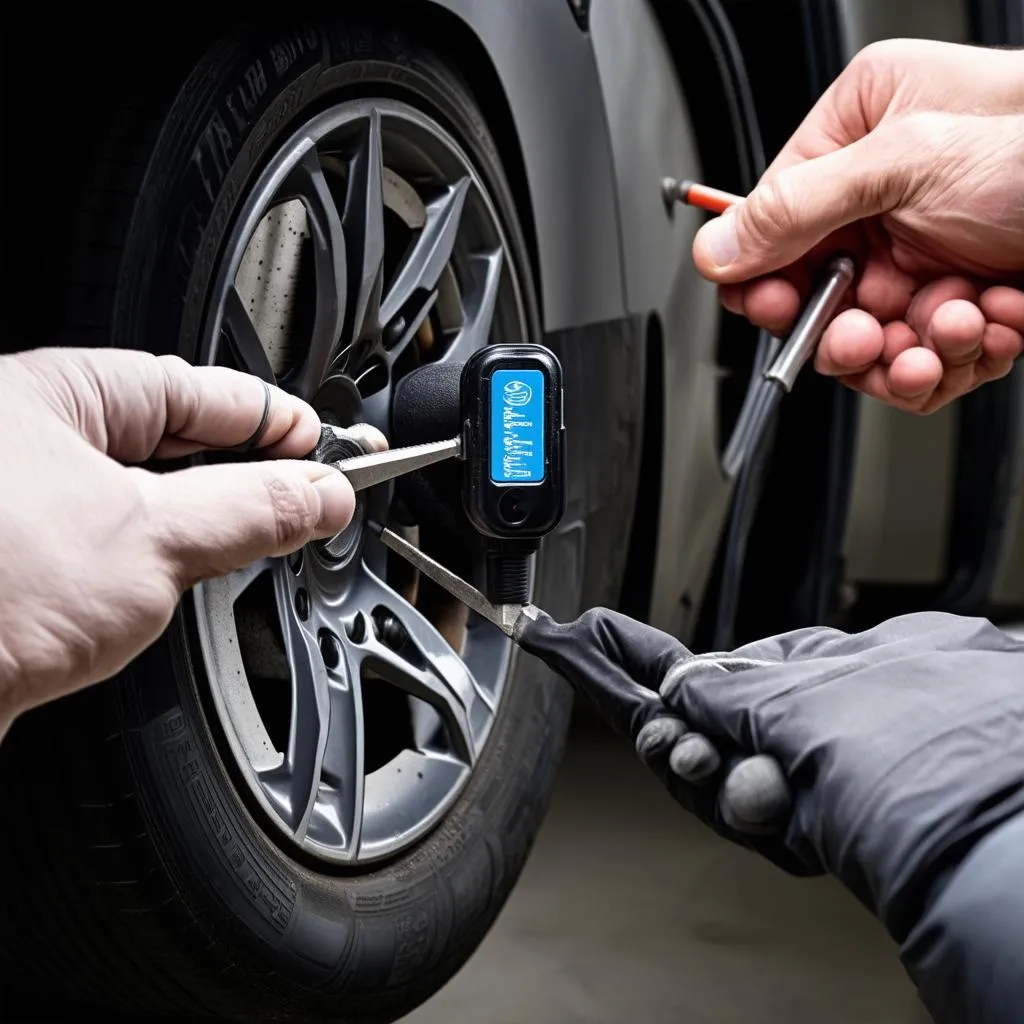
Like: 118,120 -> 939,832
336,437 -> 461,492
375,525 -> 534,637
763,255 -> 857,392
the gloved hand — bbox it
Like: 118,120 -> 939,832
519,606 -> 1024,944
516,608 -> 802,873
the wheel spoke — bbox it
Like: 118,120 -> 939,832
222,286 -> 275,382
259,563 -> 330,839
380,177 -> 471,328
305,643 -> 365,856
341,110 -> 385,346
284,147 -> 348,398
442,248 -> 503,363
347,568 -> 492,765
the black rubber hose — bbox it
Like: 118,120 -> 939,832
714,334 -> 784,649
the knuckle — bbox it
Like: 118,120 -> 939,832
155,354 -> 199,435
847,38 -> 912,94
843,41 -> 892,103
157,353 -> 191,374
907,397 -> 935,416
851,38 -> 896,70
636,717 -> 688,765
263,471 -> 319,551
575,607 -> 607,637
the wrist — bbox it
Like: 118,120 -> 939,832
900,809 -> 1024,1024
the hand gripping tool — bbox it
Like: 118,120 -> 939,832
662,177 -> 857,476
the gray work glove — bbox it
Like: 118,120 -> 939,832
516,608 -> 803,874
521,607 -> 1024,944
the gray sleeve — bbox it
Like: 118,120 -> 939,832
902,810 -> 1024,1024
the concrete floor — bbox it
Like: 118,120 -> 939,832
404,715 -> 929,1024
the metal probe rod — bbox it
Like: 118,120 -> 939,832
763,256 -> 857,392
333,436 -> 462,491
663,177 -> 858,388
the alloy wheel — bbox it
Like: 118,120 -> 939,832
192,98 -> 526,865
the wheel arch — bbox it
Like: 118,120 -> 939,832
414,0 -> 627,331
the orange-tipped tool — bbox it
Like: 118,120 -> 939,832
662,178 -> 743,214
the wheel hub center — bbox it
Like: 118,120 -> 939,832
310,379 -> 370,567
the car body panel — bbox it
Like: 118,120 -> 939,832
414,0 -> 680,624
540,316 -> 648,619
588,0 -> 734,637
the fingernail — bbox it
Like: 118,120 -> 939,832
699,211 -> 741,268
312,471 -> 355,533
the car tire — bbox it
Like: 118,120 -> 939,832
0,16 -> 573,1023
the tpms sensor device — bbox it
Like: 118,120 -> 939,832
461,345 -> 565,538
460,344 -> 566,603
382,343 -> 566,605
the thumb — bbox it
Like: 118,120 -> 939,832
137,460 -> 355,588
693,125 -> 910,284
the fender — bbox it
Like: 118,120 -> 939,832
425,0 -> 628,332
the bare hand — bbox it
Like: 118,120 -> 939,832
692,40 -> 1024,413
0,348 -> 364,735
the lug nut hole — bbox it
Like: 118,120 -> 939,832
318,629 -> 340,669
373,611 -> 406,650
346,615 -> 367,644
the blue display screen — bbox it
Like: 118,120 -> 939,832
490,369 -> 545,484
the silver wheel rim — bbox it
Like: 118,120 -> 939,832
192,98 -> 526,866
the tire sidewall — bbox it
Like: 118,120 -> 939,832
108,17 -> 569,1017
